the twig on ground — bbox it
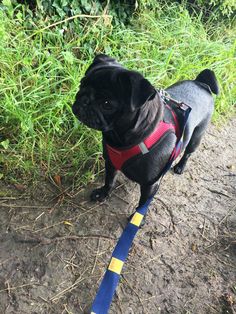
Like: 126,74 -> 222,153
122,275 -> 145,313
158,197 -> 177,231
141,293 -> 164,302
13,233 -> 116,245
91,238 -> 101,274
35,212 -> 45,221
218,205 -> 236,226
76,202 -> 107,219
216,256 -> 236,269
223,240 -> 236,251
0,257 -> 14,266
50,267 -> 99,302
206,187 -> 232,199
116,292 -> 124,314
6,280 -> 11,299
201,217 -> 207,238
33,221 -> 65,233
146,253 -> 162,265
0,203 -> 51,209
0,282 -> 40,293
113,192 -> 130,205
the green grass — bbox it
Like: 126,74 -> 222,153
0,3 -> 235,186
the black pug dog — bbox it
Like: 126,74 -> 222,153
72,54 -> 219,207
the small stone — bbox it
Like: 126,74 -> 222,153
191,243 -> 198,252
227,164 -> 235,170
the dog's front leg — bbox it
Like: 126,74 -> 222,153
139,183 -> 159,207
90,161 -> 117,202
128,183 -> 158,225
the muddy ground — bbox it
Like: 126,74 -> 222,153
0,119 -> 236,314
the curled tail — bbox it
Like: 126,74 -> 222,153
195,69 -> 220,95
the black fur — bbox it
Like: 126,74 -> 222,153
72,54 -> 219,206
195,69 -> 220,95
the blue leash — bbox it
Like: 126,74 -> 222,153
91,101 -> 191,314
91,196 -> 153,314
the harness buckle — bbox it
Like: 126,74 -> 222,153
138,142 -> 149,154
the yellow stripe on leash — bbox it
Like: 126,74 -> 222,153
108,257 -> 124,274
130,212 -> 144,227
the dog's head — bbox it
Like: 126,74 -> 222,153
72,54 -> 156,132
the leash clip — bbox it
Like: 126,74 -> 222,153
178,102 -> 190,111
158,89 -> 191,112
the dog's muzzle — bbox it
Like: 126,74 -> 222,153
72,103 -> 112,132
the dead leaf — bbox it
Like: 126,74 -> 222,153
53,175 -> 62,187
63,221 -> 73,227
224,293 -> 234,306
14,184 -> 26,191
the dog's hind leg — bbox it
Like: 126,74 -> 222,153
173,151 -> 192,175
174,119 -> 209,175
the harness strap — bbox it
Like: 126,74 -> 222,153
106,119 -> 176,171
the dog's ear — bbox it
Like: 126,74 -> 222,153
93,54 -> 117,64
85,54 -> 119,75
117,71 -> 156,112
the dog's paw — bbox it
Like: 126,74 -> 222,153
90,186 -> 109,202
173,164 -> 184,175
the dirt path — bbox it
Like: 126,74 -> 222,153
0,119 -> 235,314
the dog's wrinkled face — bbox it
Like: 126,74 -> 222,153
72,68 -> 122,131
72,54 -> 156,132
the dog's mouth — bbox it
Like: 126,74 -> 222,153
73,105 -> 113,132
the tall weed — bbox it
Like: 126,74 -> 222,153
0,3 -> 235,184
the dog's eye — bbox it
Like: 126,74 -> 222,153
101,100 -> 112,111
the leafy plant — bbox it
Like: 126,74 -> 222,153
176,0 -> 236,20
0,1 -> 235,186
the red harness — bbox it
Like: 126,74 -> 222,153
106,106 -> 180,171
